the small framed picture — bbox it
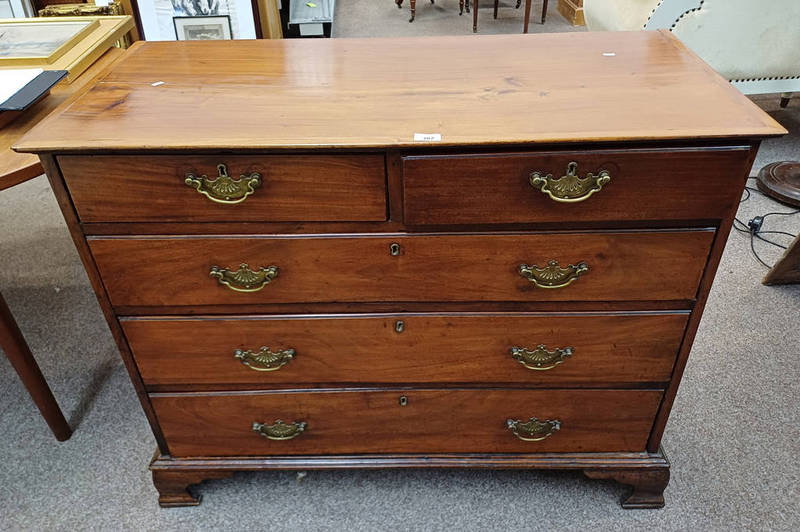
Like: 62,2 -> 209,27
173,15 -> 233,40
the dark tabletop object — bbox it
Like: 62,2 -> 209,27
0,70 -> 68,112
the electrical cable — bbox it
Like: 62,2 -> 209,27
734,179 -> 799,268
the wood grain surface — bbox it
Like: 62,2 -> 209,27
59,154 -> 387,222
122,312 -> 688,387
645,145 -> 758,452
89,231 -> 714,307
403,147 -> 751,224
13,31 -> 784,153
19,29 -> 783,508
151,388 -> 664,456
40,155 -> 170,452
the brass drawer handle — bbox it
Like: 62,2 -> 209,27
210,263 -> 278,292
510,345 -> 573,371
506,417 -> 561,442
252,420 -> 307,441
518,260 -> 588,289
235,346 -> 295,372
185,163 -> 262,204
529,162 -> 610,203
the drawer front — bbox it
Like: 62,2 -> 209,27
152,389 -> 663,457
124,313 -> 688,387
402,148 -> 750,225
59,154 -> 387,222
91,231 -> 713,307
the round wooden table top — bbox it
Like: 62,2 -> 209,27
756,161 -> 800,207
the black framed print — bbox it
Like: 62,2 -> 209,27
173,14 -> 233,40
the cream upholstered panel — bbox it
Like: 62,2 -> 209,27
584,0 -> 800,95
583,0 -> 660,31
669,0 -> 800,81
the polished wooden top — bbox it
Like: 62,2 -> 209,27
14,31 -> 785,153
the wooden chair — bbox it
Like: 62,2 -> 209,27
396,0 -> 432,23
397,0 -> 473,23
473,0 -> 548,33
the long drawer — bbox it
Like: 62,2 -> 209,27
90,231 -> 714,308
151,389 -> 664,457
123,313 -> 688,387
402,147 -> 750,225
59,154 -> 387,222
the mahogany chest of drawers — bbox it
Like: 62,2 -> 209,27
15,31 -> 785,508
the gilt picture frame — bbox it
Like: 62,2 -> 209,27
0,16 -> 133,80
0,18 -> 99,65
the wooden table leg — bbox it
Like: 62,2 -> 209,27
542,0 -> 548,23
0,291 -> 72,441
494,0 -> 499,19
524,0 -> 531,33
473,0 -> 479,32
409,0 -> 416,22
763,233 -> 800,285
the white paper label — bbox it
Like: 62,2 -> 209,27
299,23 -> 324,36
95,0 -> 110,6
414,133 -> 442,142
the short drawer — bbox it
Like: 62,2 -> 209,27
90,230 -> 714,307
59,154 -> 387,222
402,147 -> 751,225
124,313 -> 688,388
151,389 -> 664,457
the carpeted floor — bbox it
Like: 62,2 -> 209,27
333,0 -> 580,37
1,2 -> 799,531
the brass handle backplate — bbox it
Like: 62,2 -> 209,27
518,260 -> 588,289
185,163 -> 262,204
210,263 -> 278,292
529,162 -> 610,203
252,420 -> 307,440
510,345 -> 573,371
235,346 -> 295,372
506,417 -> 561,441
